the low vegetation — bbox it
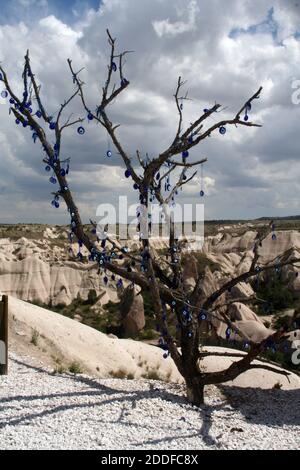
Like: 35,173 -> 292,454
30,328 -> 40,346
252,272 -> 295,315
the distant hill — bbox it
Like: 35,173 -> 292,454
256,215 -> 300,221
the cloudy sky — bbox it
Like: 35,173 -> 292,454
0,0 -> 300,224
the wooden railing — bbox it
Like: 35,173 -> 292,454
0,295 -> 8,375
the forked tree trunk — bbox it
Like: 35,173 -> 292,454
185,376 -> 205,406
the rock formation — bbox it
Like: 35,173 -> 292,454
6,294 -> 299,390
0,235 -> 117,306
119,284 -> 145,337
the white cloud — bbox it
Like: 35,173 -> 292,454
0,0 -> 300,223
152,0 -> 199,37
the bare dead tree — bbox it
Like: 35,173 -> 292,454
1,31 -> 299,406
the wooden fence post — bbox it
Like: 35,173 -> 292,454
0,295 -> 8,375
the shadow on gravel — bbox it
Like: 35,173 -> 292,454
0,358 -> 222,447
133,402 -> 222,448
2,357 -> 298,448
219,385 -> 300,427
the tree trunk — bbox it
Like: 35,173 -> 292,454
185,377 -> 205,406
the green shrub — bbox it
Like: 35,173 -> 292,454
252,273 -> 294,314
110,368 -> 134,379
86,289 -> 98,305
53,365 -> 67,374
68,361 -> 83,375
31,328 -> 40,346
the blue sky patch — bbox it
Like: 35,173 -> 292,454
229,7 -> 278,41
0,0 -> 101,25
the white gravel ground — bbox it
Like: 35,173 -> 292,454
0,353 -> 299,450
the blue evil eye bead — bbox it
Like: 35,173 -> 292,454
32,132 -> 38,143
188,135 -> 193,144
117,279 -> 123,288
60,168 -> 66,177
226,327 -> 231,338
45,165 -> 51,172
49,122 -> 56,130
106,150 -> 112,158
87,112 -> 94,121
244,114 -> 249,121
77,126 -> 85,135
15,119 -> 20,125
200,190 -> 205,197
133,183 -> 139,190
219,126 -> 226,135
199,311 -> 207,320
163,352 -> 169,359
112,62 -> 117,72
0,73 -> 2,81
22,121 -> 28,128
125,169 -> 131,178
156,172 -> 160,180
182,150 -> 189,158
246,102 -> 252,111
9,98 -> 15,105
180,103 -> 183,110
36,110 -> 42,118
1,90 -> 8,98
49,176 -> 57,184
121,78 -> 129,87
272,233 -> 277,241
103,276 -> 108,285
203,108 -> 209,113
54,201 -> 60,208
